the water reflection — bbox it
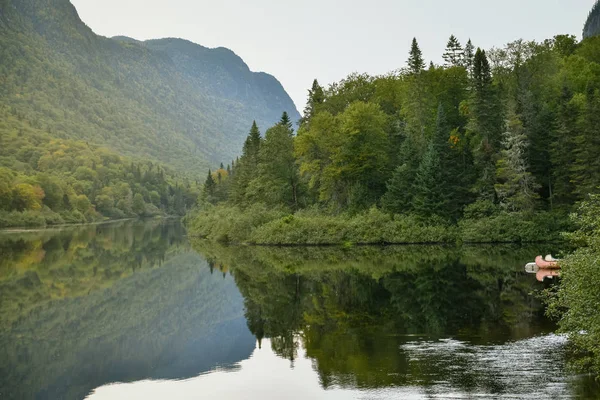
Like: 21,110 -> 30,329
0,220 -> 254,400
192,242 -> 597,398
1,223 -> 598,399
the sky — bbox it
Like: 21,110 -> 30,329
71,0 -> 596,114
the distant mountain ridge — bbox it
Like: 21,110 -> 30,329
0,0 -> 300,173
584,0 -> 600,39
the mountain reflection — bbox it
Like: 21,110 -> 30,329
0,220 -> 255,400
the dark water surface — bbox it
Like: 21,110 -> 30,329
0,220 -> 598,399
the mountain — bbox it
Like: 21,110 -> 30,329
0,0 -> 300,174
584,0 -> 600,39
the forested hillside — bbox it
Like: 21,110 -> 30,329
189,34 -> 600,244
0,0 -> 299,173
0,0 -> 299,227
0,105 -> 198,227
584,0 -> 600,39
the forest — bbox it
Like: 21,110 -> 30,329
189,34 -> 600,245
0,104 -> 198,228
188,31 -> 600,380
0,0 -> 299,176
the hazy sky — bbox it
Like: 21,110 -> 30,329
71,0 -> 595,113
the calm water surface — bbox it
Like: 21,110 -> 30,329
0,220 -> 598,399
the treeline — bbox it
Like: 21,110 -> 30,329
190,34 -> 600,244
0,106 -> 198,228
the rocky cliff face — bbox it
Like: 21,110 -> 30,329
584,0 -> 600,39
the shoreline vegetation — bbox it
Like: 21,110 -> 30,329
186,204 -> 568,245
0,127 -> 198,229
185,33 -> 600,378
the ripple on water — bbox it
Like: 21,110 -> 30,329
399,334 -> 574,399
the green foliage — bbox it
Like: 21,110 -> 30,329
0,0 -> 299,176
186,203 -> 287,243
247,121 -> 302,209
188,206 -> 456,245
545,194 -> 600,378
301,79 -> 325,126
191,34 -> 600,246
459,210 -> 568,243
443,35 -> 464,67
495,110 -> 540,212
0,111 -> 198,227
408,38 -> 426,74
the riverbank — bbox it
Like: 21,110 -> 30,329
185,204 -> 570,245
0,215 -> 180,234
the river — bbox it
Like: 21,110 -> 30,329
0,219 -> 598,399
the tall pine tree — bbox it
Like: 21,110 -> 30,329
469,48 -> 504,199
443,35 -> 464,67
407,38 -> 425,74
412,104 -> 452,219
301,79 -> 325,126
495,110 -> 540,212
230,121 -> 262,205
203,169 -> 217,204
280,111 -> 293,132
463,39 -> 475,76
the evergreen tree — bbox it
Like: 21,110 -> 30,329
382,135 -> 422,215
572,89 -> 600,199
203,169 -> 217,203
246,124 -> 301,209
443,35 -> 464,67
407,38 -> 425,74
469,48 -> 503,199
244,121 -> 262,161
463,39 -> 475,75
412,104 -> 451,218
550,86 -> 579,206
280,111 -> 293,132
301,79 -> 325,126
495,111 -> 540,212
230,121 -> 262,205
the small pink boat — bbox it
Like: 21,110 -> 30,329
535,255 -> 560,269
536,268 -> 560,282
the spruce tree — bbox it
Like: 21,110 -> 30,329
231,122 -> 262,205
572,89 -> 600,199
495,110 -> 540,212
203,169 -> 216,203
470,48 -> 503,199
463,39 -> 475,75
243,121 -> 262,161
550,86 -> 579,206
412,104 -> 451,218
301,79 -> 325,126
443,35 -> 464,67
383,131 -> 428,215
407,38 -> 425,74
280,111 -> 293,132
